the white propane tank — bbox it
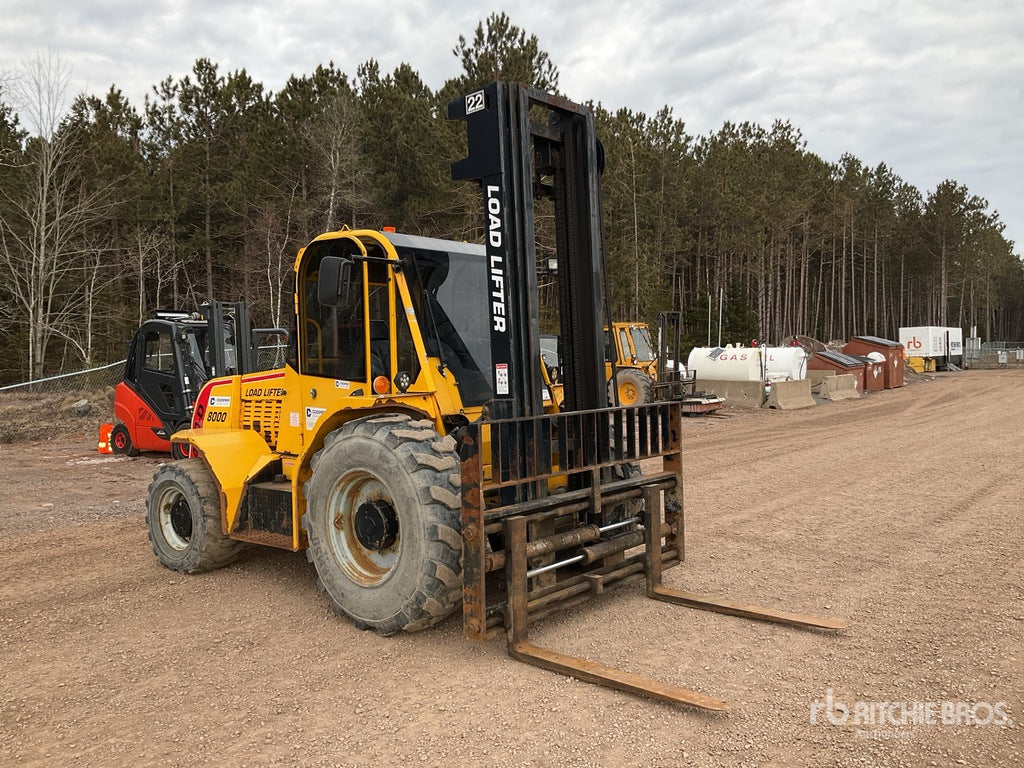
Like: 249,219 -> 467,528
687,346 -> 764,382
687,345 -> 808,382
763,346 -> 808,382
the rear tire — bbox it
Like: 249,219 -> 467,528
609,368 -> 654,406
146,459 -> 243,573
303,414 -> 462,635
111,423 -> 139,457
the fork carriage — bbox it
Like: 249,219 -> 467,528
460,401 -> 846,710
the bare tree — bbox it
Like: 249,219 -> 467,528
308,86 -> 371,230
259,195 -> 295,330
0,51 -> 118,378
57,240 -> 124,366
131,228 -> 175,323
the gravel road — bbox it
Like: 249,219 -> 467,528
1,369 -> 1020,767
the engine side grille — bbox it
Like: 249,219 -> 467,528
241,398 -> 282,449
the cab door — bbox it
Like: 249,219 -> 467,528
136,323 -> 186,429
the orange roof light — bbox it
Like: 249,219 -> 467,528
382,225 -> 396,233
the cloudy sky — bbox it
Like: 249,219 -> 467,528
2,0 -> 1022,252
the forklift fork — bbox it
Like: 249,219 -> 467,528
503,511 -> 730,711
502,487 -> 846,712
462,403 -> 847,712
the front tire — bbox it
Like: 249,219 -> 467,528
303,414 -> 462,635
146,459 -> 243,573
609,368 -> 654,406
170,422 -> 191,459
111,423 -> 139,456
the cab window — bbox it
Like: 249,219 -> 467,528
618,328 -> 631,361
144,329 -> 175,373
301,240 -> 367,381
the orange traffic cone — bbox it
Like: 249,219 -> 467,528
97,423 -> 114,454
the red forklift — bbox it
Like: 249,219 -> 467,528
101,301 -> 286,457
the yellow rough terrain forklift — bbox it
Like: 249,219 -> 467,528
147,82 -> 843,709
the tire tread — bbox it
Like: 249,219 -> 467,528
305,414 -> 462,635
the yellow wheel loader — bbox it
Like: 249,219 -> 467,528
565,317 -> 723,413
146,82 -> 843,710
606,321 -> 658,406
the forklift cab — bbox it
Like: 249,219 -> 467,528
114,317 -> 210,454
109,302 -> 286,456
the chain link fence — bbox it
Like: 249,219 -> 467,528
0,342 -> 289,444
0,361 -> 125,444
0,340 -> 288,398
0,360 -> 127,396
965,341 -> 1024,369
256,342 -> 289,372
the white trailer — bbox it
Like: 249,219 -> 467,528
899,326 -> 963,369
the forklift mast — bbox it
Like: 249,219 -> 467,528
449,82 -> 608,419
199,301 -> 254,377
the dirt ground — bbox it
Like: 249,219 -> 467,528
1,369 -> 1021,768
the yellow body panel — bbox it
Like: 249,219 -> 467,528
172,427 -> 275,534
176,228 -> 492,550
606,321 -> 658,380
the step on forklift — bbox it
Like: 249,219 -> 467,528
150,82 -> 846,710
103,301 -> 286,457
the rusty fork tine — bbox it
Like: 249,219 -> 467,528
649,586 -> 849,631
505,514 -> 728,712
509,640 -> 730,711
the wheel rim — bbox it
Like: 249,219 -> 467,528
114,430 -> 128,450
619,380 -> 639,405
158,487 -> 193,550
326,470 -> 400,586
